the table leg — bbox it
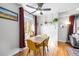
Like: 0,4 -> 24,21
43,41 -> 44,56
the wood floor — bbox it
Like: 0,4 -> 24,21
52,41 -> 69,56
15,41 -> 70,56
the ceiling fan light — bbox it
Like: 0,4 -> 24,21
40,12 -> 43,15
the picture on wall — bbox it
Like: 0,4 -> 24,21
0,7 -> 18,21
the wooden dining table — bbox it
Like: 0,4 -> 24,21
28,34 -> 49,56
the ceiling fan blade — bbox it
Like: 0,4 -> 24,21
26,5 -> 37,9
24,10 -> 33,15
42,8 -> 51,11
31,11 -> 37,13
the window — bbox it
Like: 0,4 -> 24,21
24,11 -> 35,36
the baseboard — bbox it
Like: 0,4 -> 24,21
58,40 -> 66,43
9,48 -> 21,56
8,47 -> 27,56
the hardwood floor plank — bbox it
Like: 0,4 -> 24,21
15,41 -> 70,56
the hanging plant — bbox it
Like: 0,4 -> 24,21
44,18 -> 58,24
52,18 -> 58,23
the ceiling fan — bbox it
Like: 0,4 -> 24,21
26,3 -> 51,15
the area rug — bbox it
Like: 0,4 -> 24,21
67,47 -> 79,56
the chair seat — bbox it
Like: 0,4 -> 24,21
35,43 -> 42,48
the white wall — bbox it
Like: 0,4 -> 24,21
37,16 -> 45,35
0,3 -> 20,56
58,16 -> 69,42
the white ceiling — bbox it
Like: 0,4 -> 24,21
22,3 -> 79,16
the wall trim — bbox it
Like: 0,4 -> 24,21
8,47 -> 27,56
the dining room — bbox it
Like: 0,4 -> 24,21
16,3 -> 59,56
1,3 -> 79,56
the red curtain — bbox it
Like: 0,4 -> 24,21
19,7 -> 25,48
68,16 -> 75,35
35,16 -> 37,35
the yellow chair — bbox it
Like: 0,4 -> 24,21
27,40 -> 41,56
39,37 -> 49,52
